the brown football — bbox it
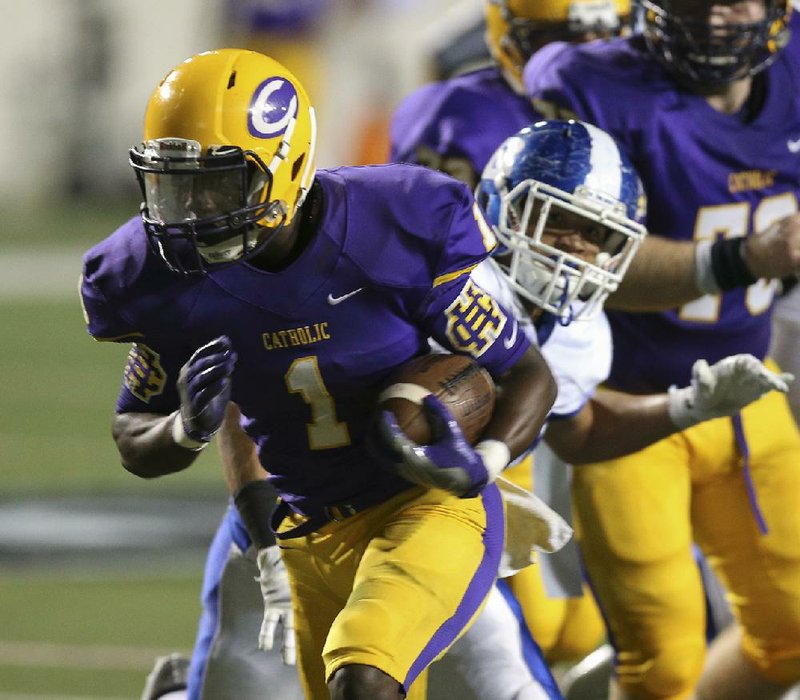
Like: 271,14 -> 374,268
378,353 -> 496,445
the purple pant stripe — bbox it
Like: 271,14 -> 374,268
403,482 -> 505,689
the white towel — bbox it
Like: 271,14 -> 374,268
496,476 -> 574,578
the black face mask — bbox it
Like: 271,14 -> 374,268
130,139 -> 283,275
638,0 -> 791,89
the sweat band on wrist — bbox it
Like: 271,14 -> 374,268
234,480 -> 279,549
710,237 -> 758,291
170,410 -> 208,451
475,439 -> 511,483
694,240 -> 720,294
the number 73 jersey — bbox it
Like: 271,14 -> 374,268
79,165 -> 529,513
524,17 -> 800,393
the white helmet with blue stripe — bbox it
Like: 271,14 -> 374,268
476,119 -> 647,322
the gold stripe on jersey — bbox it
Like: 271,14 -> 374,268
433,263 -> 480,289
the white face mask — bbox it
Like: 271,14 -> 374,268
493,180 -> 646,322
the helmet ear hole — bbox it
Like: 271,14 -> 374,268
291,153 -> 306,181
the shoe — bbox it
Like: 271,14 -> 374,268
141,652 -> 190,700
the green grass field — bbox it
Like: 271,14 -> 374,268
0,572 -> 202,697
0,299 -> 224,497
0,197 -> 227,697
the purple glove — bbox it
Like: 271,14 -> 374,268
176,336 -> 237,443
380,395 -> 489,498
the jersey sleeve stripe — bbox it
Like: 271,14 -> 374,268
433,262 -> 480,288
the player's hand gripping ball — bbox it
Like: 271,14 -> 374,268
378,353 -> 496,445
376,354 -> 498,497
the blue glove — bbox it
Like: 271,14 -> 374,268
380,395 -> 490,498
176,336 -> 237,444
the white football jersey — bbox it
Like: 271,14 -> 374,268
471,259 -> 610,600
471,259 -> 612,418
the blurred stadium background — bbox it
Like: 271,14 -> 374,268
0,0 -> 479,696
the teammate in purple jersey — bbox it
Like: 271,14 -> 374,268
390,0 -> 631,190
525,2 -> 800,699
80,49 -> 556,700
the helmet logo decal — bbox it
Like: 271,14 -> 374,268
248,77 -> 298,138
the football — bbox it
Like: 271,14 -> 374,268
378,353 -> 496,445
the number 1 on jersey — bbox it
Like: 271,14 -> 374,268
286,356 -> 351,450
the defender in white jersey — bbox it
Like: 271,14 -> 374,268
425,120 -> 793,700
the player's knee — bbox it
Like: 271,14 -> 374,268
617,641 -> 705,699
328,663 -> 404,700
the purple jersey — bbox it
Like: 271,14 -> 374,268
524,17 -> 800,392
390,67 -> 539,175
80,165 -> 529,514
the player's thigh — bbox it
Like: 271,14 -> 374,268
693,389 -> 800,683
557,588 -> 607,662
201,546 -> 305,700
322,484 -> 504,693
278,516 -> 365,700
189,504 -> 250,700
572,434 -> 695,563
572,438 -> 707,684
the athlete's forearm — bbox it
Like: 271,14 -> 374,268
487,345 -> 558,460
545,388 -> 674,464
217,403 -> 278,550
606,235 -> 703,311
217,402 -> 267,494
112,411 -> 200,478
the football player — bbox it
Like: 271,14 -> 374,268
80,48 -> 558,700
186,120 -> 791,700
524,1 -> 800,698
391,0 -> 632,190
426,119 -> 792,700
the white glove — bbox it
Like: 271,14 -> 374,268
256,546 -> 296,666
668,354 -> 794,430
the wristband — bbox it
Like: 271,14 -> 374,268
170,410 -> 209,451
474,439 -> 511,484
709,237 -> 758,291
234,480 -> 279,549
694,240 -> 720,294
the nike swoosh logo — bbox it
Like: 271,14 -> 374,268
788,138 -> 800,154
503,320 -> 518,349
327,287 -> 363,305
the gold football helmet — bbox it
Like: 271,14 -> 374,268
484,0 -> 631,92
130,49 -> 317,273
